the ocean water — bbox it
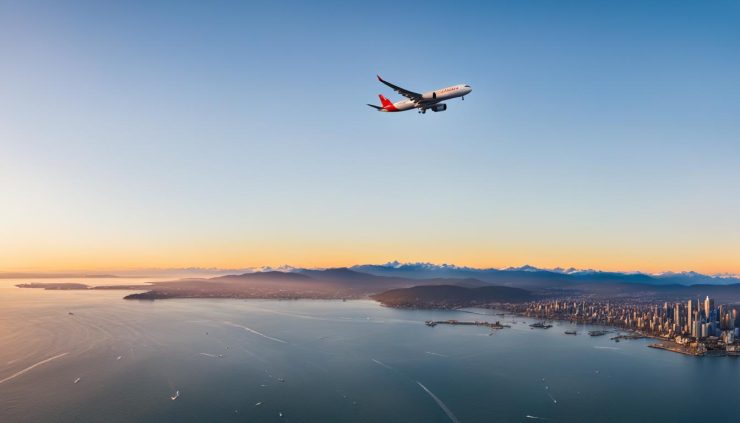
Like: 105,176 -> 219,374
1,279 -> 738,423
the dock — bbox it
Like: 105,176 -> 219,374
611,333 -> 645,342
425,320 -> 510,329
648,342 -> 706,357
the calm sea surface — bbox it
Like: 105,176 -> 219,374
1,278 -> 738,422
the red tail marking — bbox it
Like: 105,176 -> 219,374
378,94 -> 398,111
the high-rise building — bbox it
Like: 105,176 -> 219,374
674,303 -> 681,327
687,300 -> 693,334
704,296 -> 714,322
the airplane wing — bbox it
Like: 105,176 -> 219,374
377,75 -> 423,102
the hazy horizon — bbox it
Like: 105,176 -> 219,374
2,260 -> 739,278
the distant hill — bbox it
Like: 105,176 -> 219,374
212,271 -> 313,283
15,263 -> 740,304
15,282 -> 90,290
372,285 -> 534,309
121,268 -> 488,300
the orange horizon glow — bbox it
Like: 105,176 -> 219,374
2,245 -> 738,275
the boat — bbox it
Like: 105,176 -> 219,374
529,322 -> 553,329
588,330 -> 608,337
74,377 -> 81,384
170,390 -> 180,400
564,330 -> 577,335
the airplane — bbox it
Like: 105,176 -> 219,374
368,75 -> 472,114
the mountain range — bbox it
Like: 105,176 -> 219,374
350,262 -> 740,287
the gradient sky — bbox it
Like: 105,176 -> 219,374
2,0 -> 739,273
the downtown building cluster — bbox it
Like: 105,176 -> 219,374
514,296 -> 740,353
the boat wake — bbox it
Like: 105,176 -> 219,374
199,353 -> 219,358
370,358 -> 393,370
0,352 -> 69,385
367,357 -> 459,423
594,346 -> 620,350
425,351 -> 448,358
416,381 -> 461,423
223,321 -> 287,344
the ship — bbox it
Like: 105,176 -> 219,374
564,330 -> 577,335
530,322 -> 553,329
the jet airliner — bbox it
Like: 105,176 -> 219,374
368,75 -> 472,114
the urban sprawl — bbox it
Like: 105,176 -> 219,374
505,296 -> 739,356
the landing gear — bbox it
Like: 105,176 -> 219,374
462,96 -> 465,101
418,108 -> 426,114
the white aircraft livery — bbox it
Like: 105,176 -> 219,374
368,75 -> 472,114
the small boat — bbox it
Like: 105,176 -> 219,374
68,312 -> 75,315
170,390 -> 180,400
564,330 -> 577,335
277,378 -> 285,382
116,356 -> 122,360
74,377 -> 81,384
279,412 -> 284,417
530,322 -> 553,329
255,402 -> 262,406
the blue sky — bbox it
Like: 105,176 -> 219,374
1,0 -> 739,272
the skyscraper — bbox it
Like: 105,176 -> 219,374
704,296 -> 714,322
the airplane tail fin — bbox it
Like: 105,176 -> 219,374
378,94 -> 393,108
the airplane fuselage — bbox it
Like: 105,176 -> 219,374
369,76 -> 472,114
382,84 -> 471,112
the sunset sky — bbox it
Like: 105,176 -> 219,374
2,1 -> 739,274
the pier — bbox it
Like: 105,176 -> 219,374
425,320 -> 510,329
649,341 -> 706,357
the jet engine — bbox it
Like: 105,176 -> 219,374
431,104 -> 447,112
